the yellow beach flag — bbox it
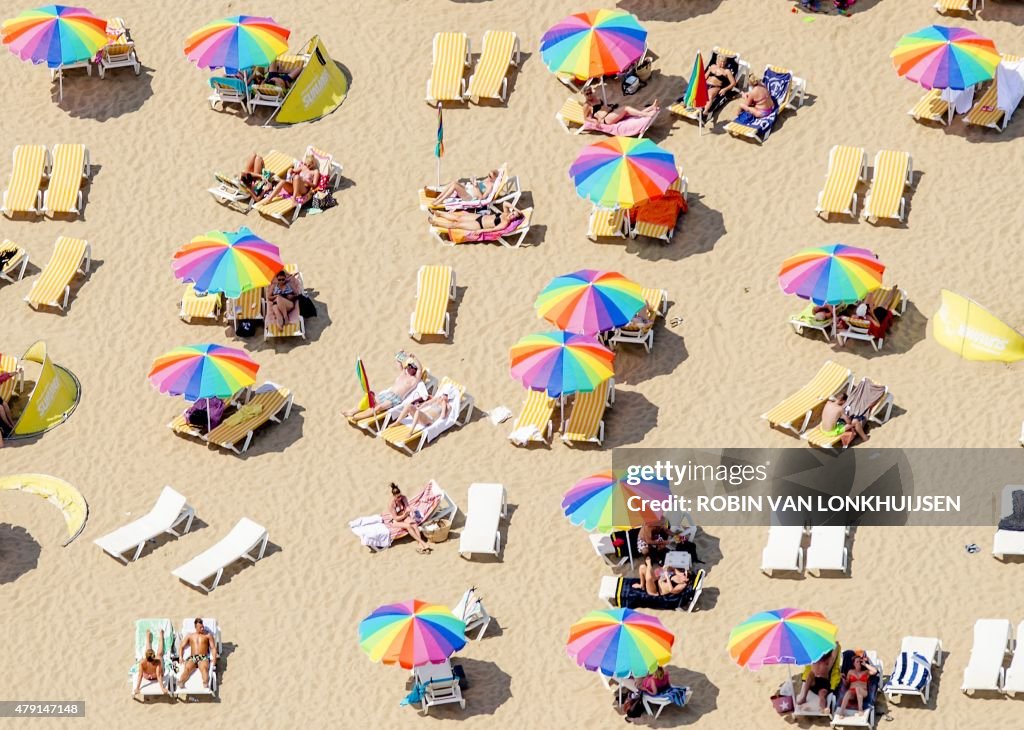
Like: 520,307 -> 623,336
932,289 -> 1024,362
276,36 -> 349,124
11,341 -> 81,437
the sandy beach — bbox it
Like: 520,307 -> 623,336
3,1 -> 1024,728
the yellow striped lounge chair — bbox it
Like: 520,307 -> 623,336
347,368 -> 437,435
430,207 -> 533,247
168,394 -> 238,439
426,32 -> 471,104
630,170 -> 688,242
179,284 -> 222,323
381,376 -> 474,454
409,265 -> 455,340
556,98 -> 586,134
256,146 -> 341,226
205,382 -> 294,454
965,54 -> 1023,132
909,88 -> 949,125
2,145 -> 50,218
250,53 -> 307,113
24,236 -> 90,311
814,145 -> 867,220
508,389 -> 556,445
760,361 -> 852,436
261,150 -> 295,179
836,286 -> 907,350
562,377 -> 614,447
228,286 -> 264,335
97,17 -> 140,78
803,381 -> 893,451
265,264 -> 306,340
725,65 -> 805,143
643,287 -> 669,319
418,165 -> 520,211
0,239 -> 29,283
862,150 -> 913,223
587,207 -> 628,241
935,0 -> 982,14
466,31 -> 520,103
43,144 -> 90,217
0,353 -> 24,404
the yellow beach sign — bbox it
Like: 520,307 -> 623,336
932,289 -> 1024,362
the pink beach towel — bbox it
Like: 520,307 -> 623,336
582,113 -> 655,137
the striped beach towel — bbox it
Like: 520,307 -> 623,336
885,651 -> 930,691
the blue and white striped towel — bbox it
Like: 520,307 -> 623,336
885,651 -> 930,691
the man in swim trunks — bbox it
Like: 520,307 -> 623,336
343,354 -> 423,420
739,77 -> 775,118
178,618 -> 217,690
797,644 -> 839,708
134,628 -> 169,697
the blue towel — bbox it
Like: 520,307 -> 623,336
885,651 -> 930,691
660,686 -> 689,707
400,683 -> 424,706
734,68 -> 792,140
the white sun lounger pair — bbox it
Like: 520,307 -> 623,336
458,483 -> 507,559
761,524 -> 849,576
171,518 -> 268,593
961,619 -> 1013,694
94,486 -> 195,563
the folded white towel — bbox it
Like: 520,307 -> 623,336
351,521 -> 391,549
509,425 -> 542,445
348,514 -> 383,528
489,406 -> 512,425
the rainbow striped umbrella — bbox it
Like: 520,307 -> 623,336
778,244 -> 884,307
567,608 -> 674,679
509,331 -> 614,397
891,25 -> 999,91
535,269 -> 645,336
562,469 -> 670,533
570,136 -> 678,210
2,5 -> 106,68
172,227 -> 282,299
728,608 -> 838,670
541,9 -> 647,81
682,51 -> 709,109
359,599 -> 466,670
148,343 -> 258,401
184,15 -> 289,74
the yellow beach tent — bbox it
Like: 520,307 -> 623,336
10,340 -> 81,438
273,36 -> 348,125
932,289 -> 1024,362
0,474 -> 88,546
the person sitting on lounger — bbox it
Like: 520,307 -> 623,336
428,201 -> 524,232
266,269 -> 300,328
431,169 -> 500,206
796,644 -> 839,708
261,153 -> 321,207
0,393 -> 14,449
343,354 -> 423,420
258,59 -> 301,90
178,618 -> 217,690
624,666 -> 672,722
820,393 -> 869,444
637,518 -> 670,560
388,483 -> 431,554
699,54 -> 739,121
838,649 -> 877,714
134,629 -> 169,697
583,88 -> 660,125
238,153 -> 275,204
739,77 -> 774,118
392,387 -> 453,434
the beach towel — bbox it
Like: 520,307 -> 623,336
734,69 -> 791,140
657,686 -> 689,707
222,402 -> 263,428
794,303 -> 833,325
885,651 -> 930,692
447,216 -> 525,244
130,618 -> 174,675
632,190 -> 687,228
509,424 -> 542,445
845,379 -> 886,419
349,515 -> 391,549
582,113 -> 655,137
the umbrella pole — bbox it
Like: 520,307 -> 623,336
59,69 -> 63,102
832,304 -> 837,340
627,533 -> 634,569
600,77 -> 608,106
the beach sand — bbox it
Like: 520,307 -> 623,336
2,0 -> 1024,727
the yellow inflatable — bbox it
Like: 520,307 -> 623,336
0,474 -> 88,546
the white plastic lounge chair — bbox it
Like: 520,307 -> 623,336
208,76 -> 249,115
208,172 -> 255,212
97,18 -> 140,78
805,525 -> 849,575
414,659 -> 466,714
174,617 -> 222,699
130,618 -> 174,700
961,619 -> 1012,694
761,525 -> 806,576
380,376 -> 475,454
993,485 -> 1024,560
458,483 -> 507,559
94,486 -> 195,564
642,684 -> 692,719
1002,621 -> 1024,696
171,518 -> 268,593
453,588 -> 492,640
789,303 -> 834,342
590,533 -> 629,568
884,637 -> 942,704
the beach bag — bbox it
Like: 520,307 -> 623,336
622,73 -> 642,96
623,692 -> 645,718
235,319 -> 258,338
298,294 -> 318,318
0,249 -> 14,269
770,692 -> 794,714
186,397 -> 225,432
310,189 -> 337,211
635,57 -> 654,82
425,519 -> 451,543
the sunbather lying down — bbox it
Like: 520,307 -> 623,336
259,153 -> 321,206
430,169 -> 500,206
238,153 -> 275,204
429,201 -> 523,231
393,386 -> 454,434
584,93 -> 660,125
252,59 -> 301,89
134,629 -> 169,697
629,555 -> 691,598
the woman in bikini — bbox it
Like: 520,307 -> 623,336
266,270 -> 299,328
428,201 -> 523,231
393,389 -> 452,435
739,76 -> 775,118
838,651 -> 877,713
431,169 -> 500,206
700,54 -> 738,121
133,629 -> 169,697
261,153 -> 321,208
582,87 -> 660,125
260,59 -> 302,90
388,483 -> 432,554
238,153 -> 274,205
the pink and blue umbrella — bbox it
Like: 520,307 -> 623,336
184,15 -> 290,74
148,343 -> 259,402
172,227 -> 282,299
562,469 -> 670,533
359,600 -> 467,670
535,269 -> 645,335
891,25 -> 999,91
778,244 -> 884,307
728,608 -> 838,670
567,608 -> 674,679
509,331 -> 614,398
1,5 -> 107,68
541,9 -> 647,81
